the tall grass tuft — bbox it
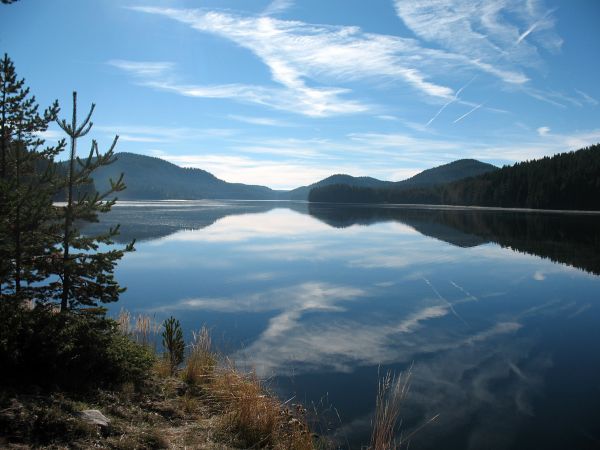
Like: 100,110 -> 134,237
117,309 -> 132,335
370,368 -> 411,450
181,326 -> 217,385
117,309 -> 161,351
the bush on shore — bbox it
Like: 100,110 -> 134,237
0,301 -> 155,391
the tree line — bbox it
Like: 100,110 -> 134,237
309,144 -> 600,211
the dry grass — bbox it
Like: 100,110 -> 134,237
369,369 -> 412,450
117,308 -> 161,350
181,326 -> 217,386
208,361 -> 314,450
153,324 -> 315,449
152,356 -> 173,379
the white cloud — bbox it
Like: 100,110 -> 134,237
108,60 -> 174,77
36,129 -> 64,141
536,126 -> 550,137
533,270 -> 546,281
160,153 -> 342,189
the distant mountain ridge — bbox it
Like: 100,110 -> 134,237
309,144 -> 600,211
87,152 -> 498,201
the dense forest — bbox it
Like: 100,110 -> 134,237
309,144 -> 600,211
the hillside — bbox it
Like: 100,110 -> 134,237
394,159 -> 498,188
91,153 -> 281,200
309,144 -> 600,211
286,174 -> 393,200
81,152 -> 497,201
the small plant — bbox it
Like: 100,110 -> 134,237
162,316 -> 184,374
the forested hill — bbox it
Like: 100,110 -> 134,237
91,152 -> 282,200
394,159 -> 497,188
286,159 -> 497,200
83,153 -> 498,201
286,174 -> 393,200
309,144 -> 600,211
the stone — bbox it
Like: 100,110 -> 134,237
78,409 -> 110,427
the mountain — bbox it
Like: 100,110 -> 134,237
83,152 -> 498,202
309,144 -> 600,211
91,152 -> 282,200
285,174 -> 393,200
394,159 -> 498,188
286,159 -> 496,200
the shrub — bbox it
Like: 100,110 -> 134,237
0,302 -> 154,391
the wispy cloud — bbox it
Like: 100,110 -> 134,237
394,0 -> 562,75
108,59 -> 174,77
111,57 -> 369,117
575,89 -> 599,106
118,4 -> 569,120
227,114 -> 293,127
125,6 -> 475,115
262,0 -> 294,16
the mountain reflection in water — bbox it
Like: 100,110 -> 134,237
92,200 -> 600,275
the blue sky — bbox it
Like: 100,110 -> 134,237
2,0 -> 599,189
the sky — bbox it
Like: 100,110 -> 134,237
1,0 -> 600,190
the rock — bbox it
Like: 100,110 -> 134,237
78,409 -> 110,427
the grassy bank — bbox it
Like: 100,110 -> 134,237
0,304 -> 420,449
0,305 -> 316,449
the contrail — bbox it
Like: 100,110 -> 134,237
517,9 -> 555,45
517,23 -> 538,44
453,102 -> 484,123
450,281 -> 478,302
423,277 -> 469,327
425,76 -> 476,127
426,8 -> 555,128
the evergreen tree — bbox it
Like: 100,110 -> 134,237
0,54 -> 64,300
53,92 -> 134,311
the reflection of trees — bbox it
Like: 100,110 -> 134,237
81,201 -> 309,243
84,201 -> 600,275
308,204 -> 600,275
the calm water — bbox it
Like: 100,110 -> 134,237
93,200 -> 600,449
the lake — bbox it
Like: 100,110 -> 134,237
93,200 -> 600,449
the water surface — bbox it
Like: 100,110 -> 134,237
94,200 -> 600,449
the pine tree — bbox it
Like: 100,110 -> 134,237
0,54 -> 64,300
53,92 -> 134,311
